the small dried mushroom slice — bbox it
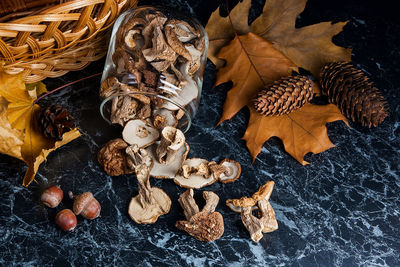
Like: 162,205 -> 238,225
152,108 -> 178,129
147,142 -> 190,179
174,158 -> 217,189
217,159 -> 241,183
122,119 -> 159,147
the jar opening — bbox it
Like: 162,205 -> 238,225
100,92 -> 192,133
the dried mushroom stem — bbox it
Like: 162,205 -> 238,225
201,191 -> 219,213
241,207 -> 264,242
156,126 -> 185,164
178,189 -> 199,220
258,198 -> 278,233
126,145 -> 154,208
126,145 -> 171,224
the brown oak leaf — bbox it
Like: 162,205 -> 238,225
206,0 -> 352,77
215,33 -> 348,164
243,104 -> 348,165
215,33 -> 297,124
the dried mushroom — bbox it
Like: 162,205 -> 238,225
126,145 -> 171,224
226,181 -> 278,242
174,158 -> 217,189
147,142 -> 189,179
122,119 -> 159,147
152,108 -> 178,129
216,159 -> 241,183
97,138 -> 134,176
156,126 -> 185,164
176,189 -> 224,242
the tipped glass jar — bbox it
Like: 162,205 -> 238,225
100,6 -> 208,133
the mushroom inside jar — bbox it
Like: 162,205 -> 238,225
100,7 -> 207,131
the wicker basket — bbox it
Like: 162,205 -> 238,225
0,0 -> 138,83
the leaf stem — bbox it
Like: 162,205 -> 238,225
33,72 -> 102,104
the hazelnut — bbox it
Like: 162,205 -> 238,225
72,192 -> 101,220
56,209 -> 77,231
41,186 -> 63,208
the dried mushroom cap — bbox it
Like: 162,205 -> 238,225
226,197 -> 257,210
218,159 -> 241,183
147,142 -> 190,179
128,187 -> 171,224
73,192 -> 94,215
174,158 -> 217,189
252,181 -> 274,201
125,29 -> 141,49
153,108 -> 178,129
122,119 -> 159,147
97,138 -> 134,176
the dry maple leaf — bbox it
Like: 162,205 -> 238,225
0,72 -> 81,186
243,104 -> 348,165
206,0 -> 352,77
215,33 -> 348,164
215,33 -> 297,124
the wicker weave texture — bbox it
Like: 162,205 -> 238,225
0,0 -> 138,83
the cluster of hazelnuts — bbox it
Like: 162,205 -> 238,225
40,186 -> 101,231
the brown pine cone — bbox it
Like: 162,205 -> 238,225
320,62 -> 389,127
253,75 -> 314,116
38,105 -> 75,140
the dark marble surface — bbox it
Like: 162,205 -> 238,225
1,0 -> 400,266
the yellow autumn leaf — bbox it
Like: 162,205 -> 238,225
0,97 -> 24,160
0,72 -> 81,186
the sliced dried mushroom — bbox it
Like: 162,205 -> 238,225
165,23 -> 192,61
176,189 -> 224,242
156,126 -> 185,164
183,44 -> 202,75
161,69 -> 198,110
122,119 -> 159,147
126,145 -> 171,224
167,19 -> 200,42
174,158 -> 217,189
226,181 -> 278,242
217,159 -> 241,183
147,142 -> 190,179
97,138 -> 134,176
152,108 -> 178,129
142,14 -> 168,49
142,26 -> 177,63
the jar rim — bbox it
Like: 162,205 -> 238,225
99,92 -> 192,133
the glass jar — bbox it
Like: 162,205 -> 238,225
100,6 -> 208,133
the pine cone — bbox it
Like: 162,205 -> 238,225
320,62 -> 388,127
253,75 -> 314,116
38,105 -> 75,140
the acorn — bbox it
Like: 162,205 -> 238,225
41,186 -> 63,208
70,192 -> 101,220
56,209 -> 77,231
